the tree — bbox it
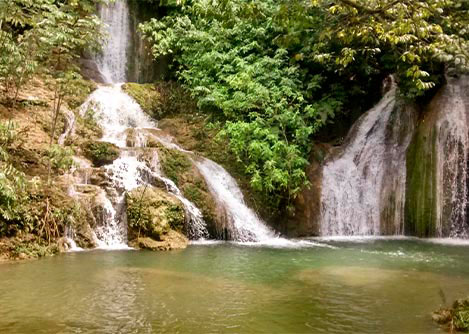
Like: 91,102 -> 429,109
140,0 -> 342,207
311,0 -> 469,95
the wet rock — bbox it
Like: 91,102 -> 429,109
78,58 -> 107,84
125,128 -> 138,147
281,144 -> 330,237
57,237 -> 72,253
74,222 -> 97,249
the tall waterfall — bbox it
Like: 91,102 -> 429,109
96,0 -> 131,83
434,78 -> 469,238
74,0 -> 208,247
320,79 -> 416,236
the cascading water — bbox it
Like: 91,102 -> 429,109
96,0 -> 131,83
67,0 -> 208,247
195,158 -> 278,242
67,0 -> 284,247
320,78 -> 416,236
78,85 -> 210,246
434,78 -> 469,238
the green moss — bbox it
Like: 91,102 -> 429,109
75,106 -> 103,142
122,83 -> 161,115
13,241 -> 58,258
123,81 -> 196,120
159,147 -> 192,184
405,124 -> 438,237
183,183 -> 203,204
83,141 -> 120,167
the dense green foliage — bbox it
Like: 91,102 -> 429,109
140,0 -> 469,206
0,120 -> 79,241
0,0 -> 102,105
140,1 -> 341,205
311,0 -> 469,97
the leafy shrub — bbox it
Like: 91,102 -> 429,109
46,145 -> 75,173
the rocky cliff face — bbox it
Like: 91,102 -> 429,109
126,0 -> 169,83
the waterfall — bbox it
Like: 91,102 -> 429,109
96,0 -> 131,83
434,79 -> 469,237
320,79 -> 416,236
405,77 -> 469,238
78,85 -> 210,246
68,0 -> 282,247
195,158 -> 278,242
70,0 -> 207,247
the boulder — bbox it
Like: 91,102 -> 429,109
126,186 -> 185,241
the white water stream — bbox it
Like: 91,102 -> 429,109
96,0 -> 131,83
196,158 -> 278,242
433,78 -> 469,238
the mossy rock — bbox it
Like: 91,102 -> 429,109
157,147 -> 218,235
128,231 -> 188,251
433,298 -> 469,332
123,81 -> 196,120
83,141 -> 120,167
126,186 -> 185,241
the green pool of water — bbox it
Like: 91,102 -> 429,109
1,239 -> 468,333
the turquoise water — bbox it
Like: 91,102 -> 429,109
1,239 -> 468,333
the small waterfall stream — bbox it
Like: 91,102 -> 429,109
196,158 -> 277,242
